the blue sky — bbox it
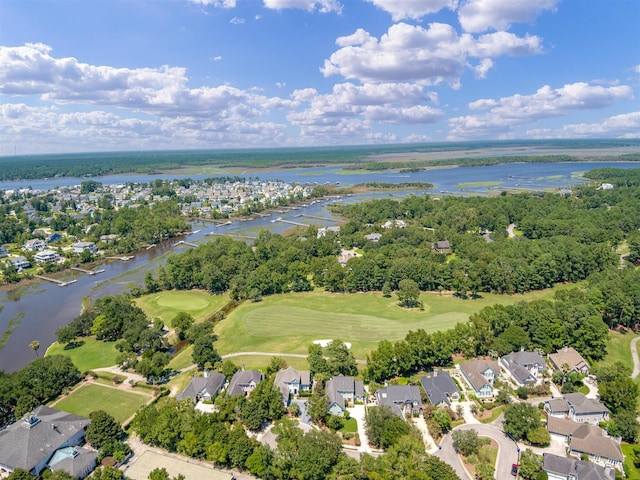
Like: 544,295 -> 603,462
1,0 -> 639,155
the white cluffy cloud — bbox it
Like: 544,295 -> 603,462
322,22 -> 542,85
189,0 -> 236,7
263,0 -> 342,13
365,0 -> 456,21
458,0 -> 560,33
448,82 -> 634,139
528,112 -> 640,139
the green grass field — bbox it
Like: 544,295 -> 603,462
622,443 -> 640,480
602,331 -> 638,376
52,383 -> 149,424
168,344 -> 195,370
135,290 -> 229,327
214,288 -> 560,361
46,337 -> 119,371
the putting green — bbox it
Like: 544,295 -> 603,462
135,290 -> 229,327
155,292 -> 210,310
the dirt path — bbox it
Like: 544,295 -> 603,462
631,336 -> 640,379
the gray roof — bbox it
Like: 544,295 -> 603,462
176,372 -> 225,402
226,369 -> 264,396
503,350 -> 545,368
564,393 -> 609,415
543,453 -> 615,480
49,446 -> 98,478
420,371 -> 460,406
376,385 -> 421,418
500,353 -> 538,385
547,417 -> 623,462
326,375 -> 364,411
545,398 -> 571,415
0,405 -> 90,473
273,366 -> 311,402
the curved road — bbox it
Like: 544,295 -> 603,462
631,336 -> 640,379
435,423 -> 518,480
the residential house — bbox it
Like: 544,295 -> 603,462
364,233 -> 382,243
542,453 -> 615,480
326,375 -> 365,416
46,232 -> 63,243
547,416 -> 623,471
499,350 -> 546,387
176,372 -> 225,403
48,447 -> 97,479
0,246 -> 8,258
274,366 -> 312,406
544,393 -> 610,425
22,238 -> 46,252
432,240 -> 451,253
72,241 -> 97,254
549,347 -> 590,375
10,256 -> 30,271
381,219 -> 406,229
226,369 -> 264,397
458,359 -> 499,398
375,385 -> 422,418
420,370 -> 461,407
34,249 -> 60,263
0,406 -> 95,478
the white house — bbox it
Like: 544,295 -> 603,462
34,249 -> 60,263
72,241 -> 97,254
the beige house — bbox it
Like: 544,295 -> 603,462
548,347 -> 590,375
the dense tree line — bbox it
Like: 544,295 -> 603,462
133,398 -> 458,480
0,355 -> 80,426
150,170 -> 640,299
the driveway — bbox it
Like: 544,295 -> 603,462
435,423 -> 518,480
346,404 -> 373,454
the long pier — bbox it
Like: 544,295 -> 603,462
70,267 -> 105,275
190,217 -> 232,225
271,217 -> 309,227
298,213 -> 335,222
105,256 -> 134,261
34,275 -> 77,287
173,241 -> 198,247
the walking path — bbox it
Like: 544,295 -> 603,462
631,336 -> 640,379
507,223 -> 517,238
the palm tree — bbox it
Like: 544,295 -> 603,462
29,340 -> 40,358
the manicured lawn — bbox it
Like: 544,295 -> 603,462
602,330 -> 638,375
46,337 -> 119,371
341,417 -> 358,433
220,354 -> 310,372
215,287 -> 562,361
135,290 -> 229,327
53,383 -> 149,424
622,443 -> 640,480
168,344 -> 194,370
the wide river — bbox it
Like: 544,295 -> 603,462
1,161 -> 638,372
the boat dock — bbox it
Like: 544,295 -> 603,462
173,240 -> 198,247
69,267 -> 105,275
271,217 -> 310,227
34,275 -> 78,287
207,232 -> 257,240
298,214 -> 335,222
105,256 -> 134,261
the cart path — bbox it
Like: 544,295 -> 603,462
631,336 -> 640,379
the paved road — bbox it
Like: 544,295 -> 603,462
631,336 -> 640,379
435,423 -> 518,480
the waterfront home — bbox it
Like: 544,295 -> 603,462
9,256 -> 31,271
0,246 -> 8,258
34,249 -> 60,263
22,238 -> 46,252
72,241 -> 97,254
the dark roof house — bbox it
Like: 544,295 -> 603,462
499,350 -> 545,386
0,406 -> 91,477
544,393 -> 609,425
48,447 -> 98,479
274,366 -> 312,406
420,370 -> 460,407
375,385 -> 422,418
326,375 -> 365,416
176,372 -> 226,403
226,369 -> 264,397
542,453 -> 615,480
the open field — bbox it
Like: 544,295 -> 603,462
220,354 -> 310,371
622,443 -> 640,480
135,290 -> 229,327
52,383 -> 149,424
46,337 -> 119,371
215,287 -> 561,361
168,344 -> 195,370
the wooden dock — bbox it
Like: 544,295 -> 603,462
271,217 -> 309,227
34,275 -> 78,287
298,214 -> 335,222
105,256 -> 134,261
173,241 -> 198,247
70,267 -> 105,275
